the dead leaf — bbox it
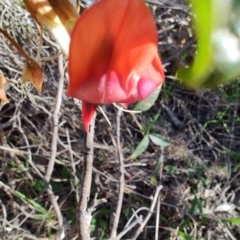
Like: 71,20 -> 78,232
23,0 -> 72,55
22,58 -> 43,92
23,0 -> 45,27
48,0 -> 79,33
0,74 -> 10,103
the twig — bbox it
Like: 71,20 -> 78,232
132,185 -> 163,240
15,114 -> 41,180
145,0 -> 189,13
45,53 -> 65,181
45,54 -> 65,239
66,128 -> 80,202
36,26 -> 43,62
125,207 -> 149,228
155,148 -> 164,240
155,194 -> 161,240
0,27 -> 30,59
161,103 -> 182,127
109,109 -> 125,239
77,112 -> 96,240
0,180 -> 41,214
0,200 -> 7,240
116,216 -> 143,240
63,113 -> 107,240
11,106 -> 65,239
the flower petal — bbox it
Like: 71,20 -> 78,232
108,0 -> 162,90
137,53 -> 165,100
68,0 -> 164,99
82,102 -> 98,131
68,0 -> 165,132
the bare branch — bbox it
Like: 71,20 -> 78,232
155,194 -> 161,240
62,112 -> 107,240
77,112 -> 96,240
45,54 -> 65,239
155,148 -> 164,240
45,54 -> 65,182
110,108 -> 125,239
66,128 -> 79,202
0,28 -> 30,59
116,216 -> 143,240
109,109 -> 125,239
132,185 -> 163,240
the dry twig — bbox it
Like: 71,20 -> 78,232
109,109 -> 125,239
45,53 -> 65,239
132,185 -> 163,240
77,112 -> 96,240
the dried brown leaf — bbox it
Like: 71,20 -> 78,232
0,74 -> 10,103
23,0 -> 71,55
24,0 -> 78,32
23,0 -> 45,27
22,58 -> 43,92
48,0 -> 79,33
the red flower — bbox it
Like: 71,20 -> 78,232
68,0 -> 165,131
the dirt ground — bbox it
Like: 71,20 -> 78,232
0,0 -> 240,239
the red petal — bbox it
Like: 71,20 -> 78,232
82,102 -> 98,132
108,0 -> 161,90
68,0 -> 163,99
136,53 -> 165,100
68,0 -> 165,131
68,0 -> 121,97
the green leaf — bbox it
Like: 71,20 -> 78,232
61,165 -> 71,178
33,179 -> 46,192
165,165 -> 177,175
149,134 -> 171,147
134,85 -> 162,111
8,159 -> 17,167
178,231 -> 193,240
150,175 -> 157,186
130,134 -> 150,159
189,195 -> 203,215
177,0 -> 214,88
15,190 -> 47,214
221,218 -> 240,224
177,0 -> 239,88
19,1 -> 25,7
144,109 -> 161,134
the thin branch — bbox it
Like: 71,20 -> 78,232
110,109 -> 125,239
45,54 -> 65,239
77,112 -> 96,240
14,106 -> 64,240
116,216 -> 143,240
45,54 -> 65,181
16,118 -> 42,179
155,194 -> 161,240
0,200 -> 7,240
132,185 -> 163,240
155,147 -> 164,240
63,113 -> 106,240
0,27 -> 31,60
145,0 -> 189,13
36,26 -> 43,62
125,207 -> 149,229
66,128 -> 79,202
